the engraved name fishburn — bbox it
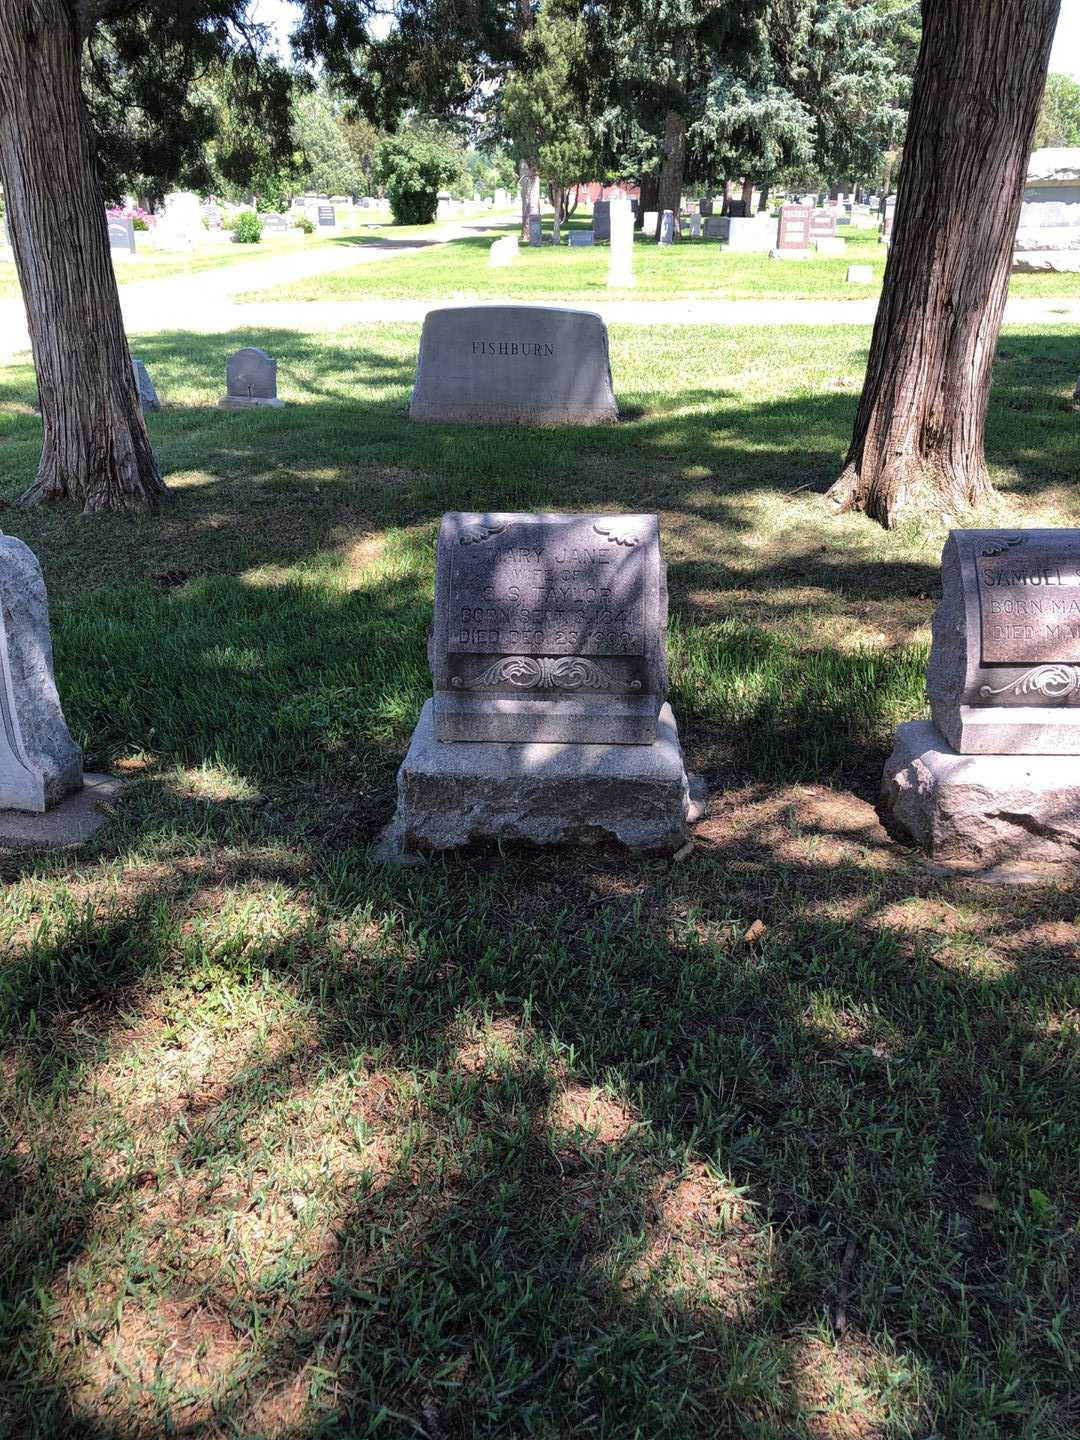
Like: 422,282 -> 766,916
448,541 -> 645,656
470,341 -> 556,357
977,549 -> 1080,665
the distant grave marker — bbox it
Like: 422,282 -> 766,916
219,347 -> 284,409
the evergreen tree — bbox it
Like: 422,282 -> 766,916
501,3 -> 595,242
1034,72 -> 1080,148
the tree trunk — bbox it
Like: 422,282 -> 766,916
721,180 -> 734,216
519,158 -> 539,241
656,108 -> 686,241
826,0 -> 1060,530
550,182 -> 563,244
740,176 -> 754,210
0,0 -> 165,514
636,171 -> 658,230
758,184 -> 770,213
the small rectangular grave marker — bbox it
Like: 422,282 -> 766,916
219,347 -> 284,409
107,216 -> 136,254
569,231 -> 595,246
317,204 -> 336,227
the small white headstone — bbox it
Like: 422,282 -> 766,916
607,197 -> 635,288
659,210 -> 674,245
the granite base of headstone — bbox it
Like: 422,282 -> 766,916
879,529 -> 1080,867
219,347 -> 284,409
0,536 -> 83,814
409,306 -> 618,425
379,512 -> 702,859
132,359 -> 160,412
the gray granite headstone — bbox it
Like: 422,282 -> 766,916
927,529 -> 1080,754
810,209 -> 837,238
219,347 -> 284,409
690,214 -> 701,238
261,211 -> 288,232
703,216 -> 728,241
131,359 -> 160,412
107,216 -> 136,254
379,511 -> 697,857
408,305 -> 618,425
593,200 -> 611,240
569,231 -> 595,246
317,204 -> 336,227
727,216 -> 773,251
659,210 -> 674,245
429,512 -> 668,743
528,213 -> 542,246
0,536 -> 82,813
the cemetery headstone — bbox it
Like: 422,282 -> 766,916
642,210 -> 658,234
690,214 -> 701,238
659,209 -> 674,245
317,203 -> 336,228
131,359 -> 160,412
569,231 -> 595,246
703,216 -> 728,241
437,191 -> 452,219
528,213 -> 543,246
409,305 -> 618,425
489,236 -> 519,268
882,195 -> 897,243
607,197 -> 635,287
727,216 -> 773,251
382,511 -> 699,856
261,211 -> 288,232
699,199 -> 714,217
219,347 -> 284,409
774,203 -> 813,255
880,529 -> 1080,865
727,200 -> 748,219
107,216 -> 136,254
0,537 -> 82,813
593,200 -> 611,241
810,209 -> 837,239
157,191 -> 201,248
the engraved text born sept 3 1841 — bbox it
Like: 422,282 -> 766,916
977,542 -> 1080,666
448,526 -> 645,657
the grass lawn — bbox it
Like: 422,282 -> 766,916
0,217 -> 443,302
1,321 -> 1079,1437
239,221 -> 1080,305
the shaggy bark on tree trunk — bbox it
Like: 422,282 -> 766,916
740,176 -> 754,212
656,108 -> 686,240
827,0 -> 1060,529
519,159 -> 539,241
550,182 -> 564,244
636,171 -> 658,230
0,0 -> 165,513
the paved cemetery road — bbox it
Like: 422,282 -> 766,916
1,235 -> 1077,357
0,219 -> 499,360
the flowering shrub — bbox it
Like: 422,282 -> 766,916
107,204 -> 153,231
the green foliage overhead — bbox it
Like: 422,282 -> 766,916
1034,72 -> 1080,149
501,5 -> 596,192
373,125 -> 466,223
293,88 -> 367,197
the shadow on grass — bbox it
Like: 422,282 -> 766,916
2,774 -> 1079,1436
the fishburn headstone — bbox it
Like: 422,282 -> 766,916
219,347 -> 284,409
879,529 -> 1080,866
107,216 -> 136,254
0,537 -> 82,813
131,359 -> 160,412
409,305 -> 618,425
775,204 -> 813,253
382,512 -> 699,856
